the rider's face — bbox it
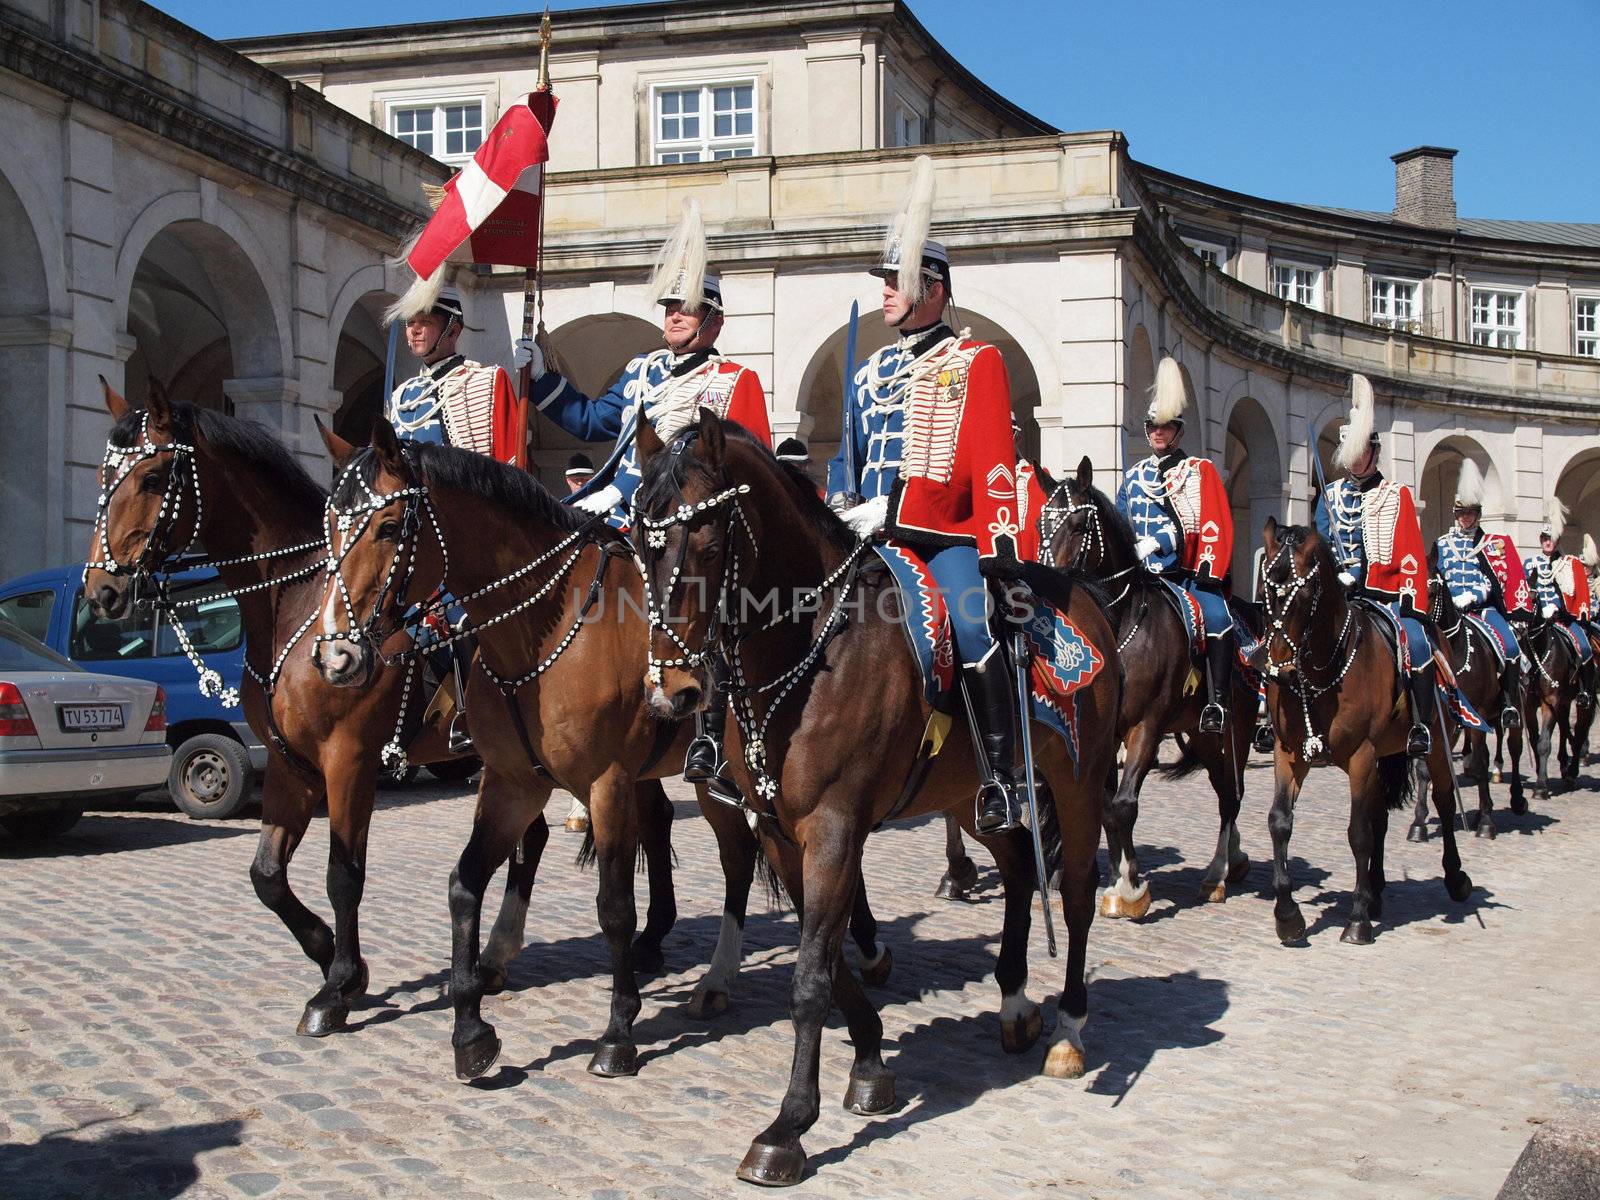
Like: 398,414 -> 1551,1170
881,276 -> 944,329
405,313 -> 458,361
1145,422 -> 1180,454
662,302 -> 720,353
1455,509 -> 1480,531
1349,445 -> 1377,478
1542,535 -> 1556,555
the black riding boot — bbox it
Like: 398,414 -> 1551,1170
965,651 -> 1024,835
1407,664 -> 1437,759
448,632 -> 476,755
1500,659 -> 1523,729
684,668 -> 741,804
1198,635 -> 1233,735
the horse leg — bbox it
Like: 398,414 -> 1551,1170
480,810 -> 551,994
934,811 -> 980,900
973,825 -> 1040,1055
450,771 -> 550,1081
1044,755 -> 1101,1078
1533,704 -> 1555,799
630,781 -> 677,975
1471,731 -> 1495,839
1507,718 -> 1528,814
1100,726 -> 1157,920
850,871 -> 891,987
587,769 -> 646,1078
1427,735 -> 1474,902
736,815 -> 870,1187
297,758 -> 377,1036
1406,744 -> 1433,841
1197,722 -> 1249,903
1340,747 -> 1380,945
248,765 -> 333,1006
688,790 -> 757,1018
1269,749 -> 1309,945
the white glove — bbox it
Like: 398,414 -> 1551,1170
572,484 -> 623,515
1452,593 -> 1472,610
1134,536 -> 1161,560
511,336 -> 545,379
842,495 -> 889,539
1542,603 -> 1560,619
1337,571 -> 1356,588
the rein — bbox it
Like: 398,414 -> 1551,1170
1259,541 -> 1362,757
1046,486 -> 1141,647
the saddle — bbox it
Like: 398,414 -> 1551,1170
1361,599 -> 1489,731
1461,612 -> 1509,672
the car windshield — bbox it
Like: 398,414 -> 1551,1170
0,621 -> 81,673
155,587 -> 242,656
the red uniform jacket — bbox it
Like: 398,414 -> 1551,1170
1481,532 -> 1533,615
1364,482 -> 1428,612
1014,460 -> 1049,563
1166,457 -> 1234,583
1557,555 -> 1593,619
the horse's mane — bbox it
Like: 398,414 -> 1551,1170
111,402 -> 326,507
333,441 -> 592,534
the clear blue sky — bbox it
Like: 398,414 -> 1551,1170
165,0 -> 1599,223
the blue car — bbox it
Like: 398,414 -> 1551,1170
0,562 -> 265,819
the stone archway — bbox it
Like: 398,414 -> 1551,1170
1224,396 -> 1283,586
0,167 -> 54,579
1418,436 -> 1498,546
1555,448 -> 1600,552
1124,324 -> 1154,473
332,292 -> 394,442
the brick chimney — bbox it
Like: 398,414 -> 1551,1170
1391,146 -> 1458,230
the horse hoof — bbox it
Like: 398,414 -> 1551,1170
1406,824 -> 1427,843
632,941 -> 666,976
1000,1005 -> 1043,1055
587,1041 -> 639,1078
479,964 -> 508,996
1226,855 -> 1251,885
1476,820 -> 1496,840
1448,872 -> 1474,902
1339,920 -> 1374,946
1275,909 -> 1306,945
1509,794 -> 1529,815
843,1068 -> 896,1115
1098,890 -> 1122,919
934,859 -> 979,901
1492,769 -> 1503,783
1121,888 -> 1152,920
736,1140 -> 806,1187
859,945 -> 892,988
453,1030 -> 502,1081
1199,880 -> 1227,904
687,987 -> 729,1019
1042,1039 -> 1086,1079
296,1001 -> 348,1038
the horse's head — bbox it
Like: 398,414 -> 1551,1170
312,419 -> 440,688
1047,456 -> 1132,581
1258,517 -> 1335,677
83,379 -> 203,618
631,408 -> 763,720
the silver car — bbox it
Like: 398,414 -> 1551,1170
0,620 -> 172,840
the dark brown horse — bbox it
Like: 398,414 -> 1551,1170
1507,614 -> 1583,804
1258,520 -> 1473,945
1042,457 -> 1255,913
631,413 -> 1121,1186
81,384 -> 599,1037
309,420 -> 889,1081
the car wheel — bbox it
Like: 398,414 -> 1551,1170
1,808 -> 83,840
168,733 -> 252,820
426,756 -> 482,783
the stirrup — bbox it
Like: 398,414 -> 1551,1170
1407,724 -> 1432,759
684,736 -> 743,805
448,713 -> 475,756
974,780 -> 1021,835
1198,702 -> 1226,735
1252,722 -> 1276,755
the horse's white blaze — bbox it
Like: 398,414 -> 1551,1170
1000,989 -> 1036,1023
1049,1011 -> 1087,1049
694,911 -> 743,997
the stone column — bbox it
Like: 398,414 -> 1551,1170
1049,249 -> 1122,491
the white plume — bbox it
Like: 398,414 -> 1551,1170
383,228 -> 446,326
1582,533 -> 1598,568
1544,496 -> 1568,540
885,155 -> 936,303
646,198 -> 708,313
1453,457 -> 1484,508
1149,356 -> 1188,425
1335,373 -> 1376,472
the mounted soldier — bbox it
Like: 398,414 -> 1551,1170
1314,374 -> 1436,757
522,197 -> 772,800
1115,357 -> 1236,735
1434,458 -> 1529,728
1525,500 -> 1597,704
825,154 -> 1028,835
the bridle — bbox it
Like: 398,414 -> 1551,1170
1043,484 -> 1142,649
1258,538 -> 1360,757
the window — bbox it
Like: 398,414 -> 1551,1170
895,103 -> 923,148
157,594 -> 242,657
1575,296 -> 1600,357
1183,238 -> 1229,269
653,82 -> 756,164
1270,260 -> 1322,309
390,100 -> 484,162
1370,276 -> 1420,329
0,590 -> 55,644
1470,288 -> 1525,349
71,590 -> 155,662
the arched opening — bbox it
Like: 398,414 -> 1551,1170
1419,436 -> 1498,546
1224,397 -> 1282,587
0,167 -> 52,580
527,313 -> 662,488
1124,325 -> 1154,471
124,220 -> 281,414
795,311 -> 1045,484
332,293 -> 394,441
1555,448 -> 1600,553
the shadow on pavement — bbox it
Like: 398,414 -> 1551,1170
0,813 -> 253,859
0,1118 -> 244,1200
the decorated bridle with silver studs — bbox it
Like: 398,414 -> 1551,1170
1258,539 -> 1360,756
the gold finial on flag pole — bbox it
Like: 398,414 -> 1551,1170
537,7 -> 552,91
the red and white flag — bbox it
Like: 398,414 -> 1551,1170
405,90 -> 557,279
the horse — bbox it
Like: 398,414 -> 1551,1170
1508,614 -> 1584,801
1414,572 -> 1505,839
631,412 -> 1121,1186
1257,519 -> 1473,945
310,419 -> 890,1081
1041,457 -> 1256,913
80,382 -> 614,1037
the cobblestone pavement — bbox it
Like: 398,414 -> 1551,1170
3,753 -> 1598,1200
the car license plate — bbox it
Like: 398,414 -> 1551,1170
60,704 -> 125,732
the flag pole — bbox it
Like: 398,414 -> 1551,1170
514,7 -> 554,470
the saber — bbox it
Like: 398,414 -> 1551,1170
1430,664 -> 1467,829
1012,620 -> 1058,957
840,300 -> 860,497
381,318 -> 401,423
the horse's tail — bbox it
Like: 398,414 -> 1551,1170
1378,751 -> 1413,812
573,824 -> 669,874
753,828 -> 788,912
1154,732 -> 1208,780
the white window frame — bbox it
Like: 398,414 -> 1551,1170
649,78 -> 759,165
1183,237 -> 1230,270
1469,286 -> 1526,350
1573,293 -> 1600,358
894,101 -> 924,148
380,90 -> 492,165
1369,274 -> 1422,331
1269,258 -> 1324,310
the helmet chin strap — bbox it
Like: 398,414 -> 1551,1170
421,316 -> 461,363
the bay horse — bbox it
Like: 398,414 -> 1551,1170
1258,519 -> 1472,945
1506,614 -> 1583,804
1042,457 -> 1255,913
81,383 -> 620,1036
310,420 -> 889,1081
1413,572 -> 1504,839
631,412 -> 1121,1186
